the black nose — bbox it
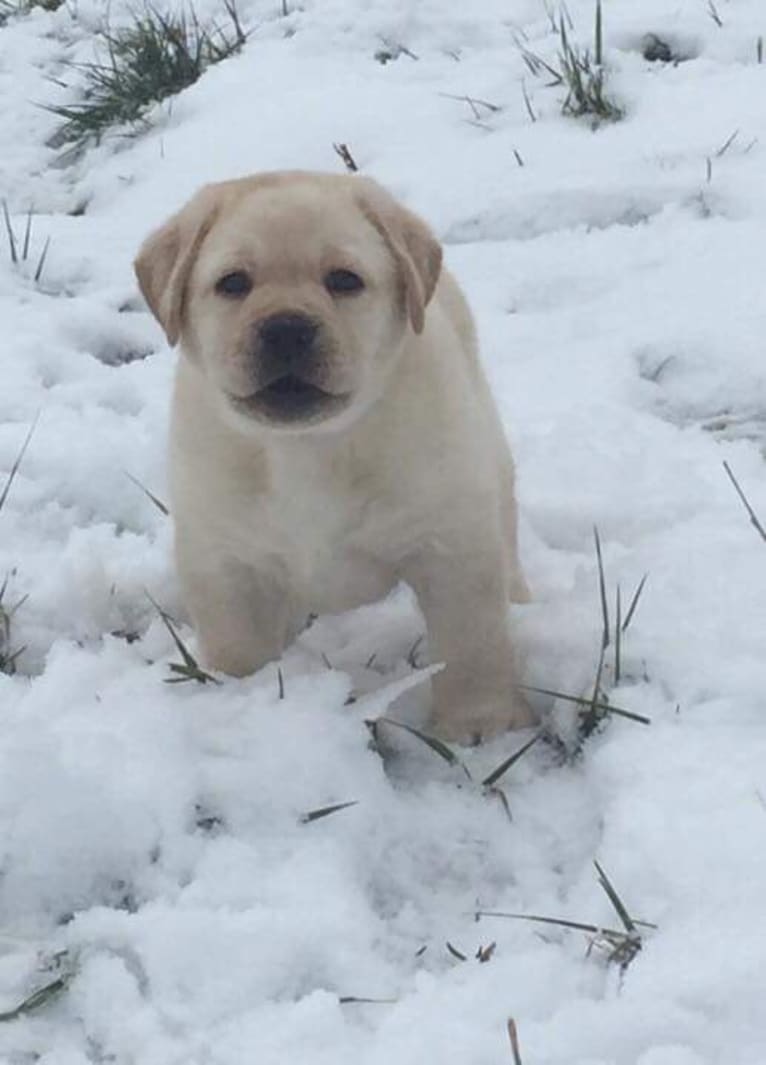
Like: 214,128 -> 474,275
259,313 -> 318,357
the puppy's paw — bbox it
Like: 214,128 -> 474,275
431,693 -> 536,747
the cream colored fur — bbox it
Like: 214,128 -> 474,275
135,171 -> 531,743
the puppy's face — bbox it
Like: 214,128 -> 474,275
184,187 -> 402,429
135,173 -> 442,433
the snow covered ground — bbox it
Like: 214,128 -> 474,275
2,0 -> 766,1061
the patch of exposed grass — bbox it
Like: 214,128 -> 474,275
523,527 -> 649,748
477,861 -> 655,974
47,1 -> 246,152
518,1 -> 622,124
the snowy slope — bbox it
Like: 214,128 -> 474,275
2,1 -> 766,1062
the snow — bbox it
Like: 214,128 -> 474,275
2,0 -> 766,1061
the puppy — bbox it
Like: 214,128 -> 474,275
135,171 -> 532,743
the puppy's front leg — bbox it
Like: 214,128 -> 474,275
404,537 -> 534,744
175,541 -> 293,678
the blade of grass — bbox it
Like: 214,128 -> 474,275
715,128 -> 739,158
521,80 -> 537,122
300,800 -> 358,824
2,200 -> 17,265
723,460 -> 766,542
488,785 -> 513,822
622,574 -> 648,632
482,731 -> 541,788
446,941 -> 467,961
0,414 -> 39,513
339,996 -> 397,1005
475,910 -> 627,938
375,716 -> 473,778
593,860 -> 635,933
614,584 -> 622,685
593,526 -> 610,650
33,236 -> 51,283
586,641 -> 607,729
0,973 -> 71,1023
124,471 -> 170,516
145,589 -> 220,685
146,592 -> 195,669
21,207 -> 32,262
519,684 -> 651,725
507,1018 -> 523,1065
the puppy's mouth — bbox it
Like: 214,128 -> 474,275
230,375 -> 351,424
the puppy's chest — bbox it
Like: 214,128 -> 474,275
241,459 -> 398,610
270,478 -> 361,553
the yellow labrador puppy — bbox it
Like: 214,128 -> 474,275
135,171 -> 531,743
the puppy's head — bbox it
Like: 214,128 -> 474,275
134,172 -> 442,432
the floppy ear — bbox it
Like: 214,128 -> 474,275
355,179 -> 442,335
134,188 -> 219,346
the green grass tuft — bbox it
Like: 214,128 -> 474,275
477,863 -> 655,973
46,1 -> 246,152
518,1 -> 622,125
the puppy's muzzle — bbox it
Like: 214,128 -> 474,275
229,311 -> 350,426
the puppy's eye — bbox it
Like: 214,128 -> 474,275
215,271 -> 252,298
324,269 -> 365,295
